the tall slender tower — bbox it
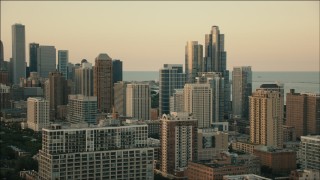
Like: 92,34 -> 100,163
0,40 -> 4,62
159,64 -> 185,115
29,43 -> 39,73
249,84 -> 284,148
58,50 -> 68,79
94,53 -> 113,113
12,24 -> 26,84
204,26 -> 230,118
185,41 -> 203,83
232,66 -> 252,119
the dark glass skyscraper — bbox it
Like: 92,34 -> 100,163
159,64 -> 185,115
112,59 -> 122,84
29,43 -> 39,73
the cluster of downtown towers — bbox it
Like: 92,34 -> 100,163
2,24 -> 252,125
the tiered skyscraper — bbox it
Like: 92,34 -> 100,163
94,53 -> 113,113
232,66 -> 252,119
159,64 -> 185,115
204,26 -> 230,118
58,50 -> 69,79
185,41 -> 203,83
12,24 -> 26,84
249,84 -> 284,148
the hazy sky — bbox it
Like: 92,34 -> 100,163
1,1 -> 319,71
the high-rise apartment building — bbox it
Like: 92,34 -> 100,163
27,97 -> 49,132
38,123 -> 154,180
232,66 -> 252,119
185,41 -> 203,83
126,83 -> 151,120
12,24 -> 26,84
184,83 -> 213,128
249,84 -> 284,148
159,64 -> 185,115
67,95 -> 97,124
299,135 -> 320,170
37,46 -> 56,78
58,50 -> 68,79
112,59 -> 123,84
169,89 -> 184,113
0,84 -> 10,111
114,81 -> 127,116
29,43 -> 39,73
160,112 -> 197,176
94,53 -> 113,113
75,60 -> 94,96
286,90 -> 320,138
48,71 -> 68,120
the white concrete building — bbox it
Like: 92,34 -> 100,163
299,135 -> 320,170
27,97 -> 49,132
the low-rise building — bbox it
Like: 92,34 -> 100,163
299,135 -> 320,170
223,174 -> 271,180
290,169 -> 320,180
231,141 -> 260,154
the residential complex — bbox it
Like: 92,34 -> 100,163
299,135 -> 320,170
27,97 -> 49,131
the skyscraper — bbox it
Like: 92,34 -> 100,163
37,46 -> 56,78
12,24 -> 26,84
48,71 -> 68,120
249,84 -> 284,148
286,90 -> 320,138
185,41 -> 203,83
204,25 -> 230,118
0,40 -> 4,62
232,66 -> 252,119
126,83 -> 151,120
27,97 -> 49,132
75,59 -> 94,96
160,112 -> 197,176
57,50 -> 68,79
112,59 -> 123,84
169,89 -> 184,113
67,95 -> 97,124
159,64 -> 185,115
94,53 -> 113,113
29,43 -> 39,73
114,81 -> 127,116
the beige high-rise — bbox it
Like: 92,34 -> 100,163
27,97 -> 49,132
249,84 -> 284,148
94,53 -> 113,113
126,83 -> 151,120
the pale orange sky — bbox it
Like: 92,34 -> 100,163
1,1 -> 319,71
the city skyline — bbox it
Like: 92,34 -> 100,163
1,1 -> 319,71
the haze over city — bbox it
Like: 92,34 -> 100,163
1,1 -> 319,71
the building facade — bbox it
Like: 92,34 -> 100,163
126,83 -> 151,120
27,97 -> 49,132
112,59 -> 123,84
185,41 -> 203,83
58,50 -> 68,79
29,43 -> 39,73
169,89 -> 184,113
160,112 -> 197,176
12,24 -> 26,84
94,53 -> 113,113
37,46 -> 56,78
249,84 -> 284,148
114,81 -> 127,116
232,66 -> 252,119
159,64 -> 185,115
75,60 -> 94,96
67,95 -> 97,124
38,124 -> 154,180
299,135 -> 320,170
